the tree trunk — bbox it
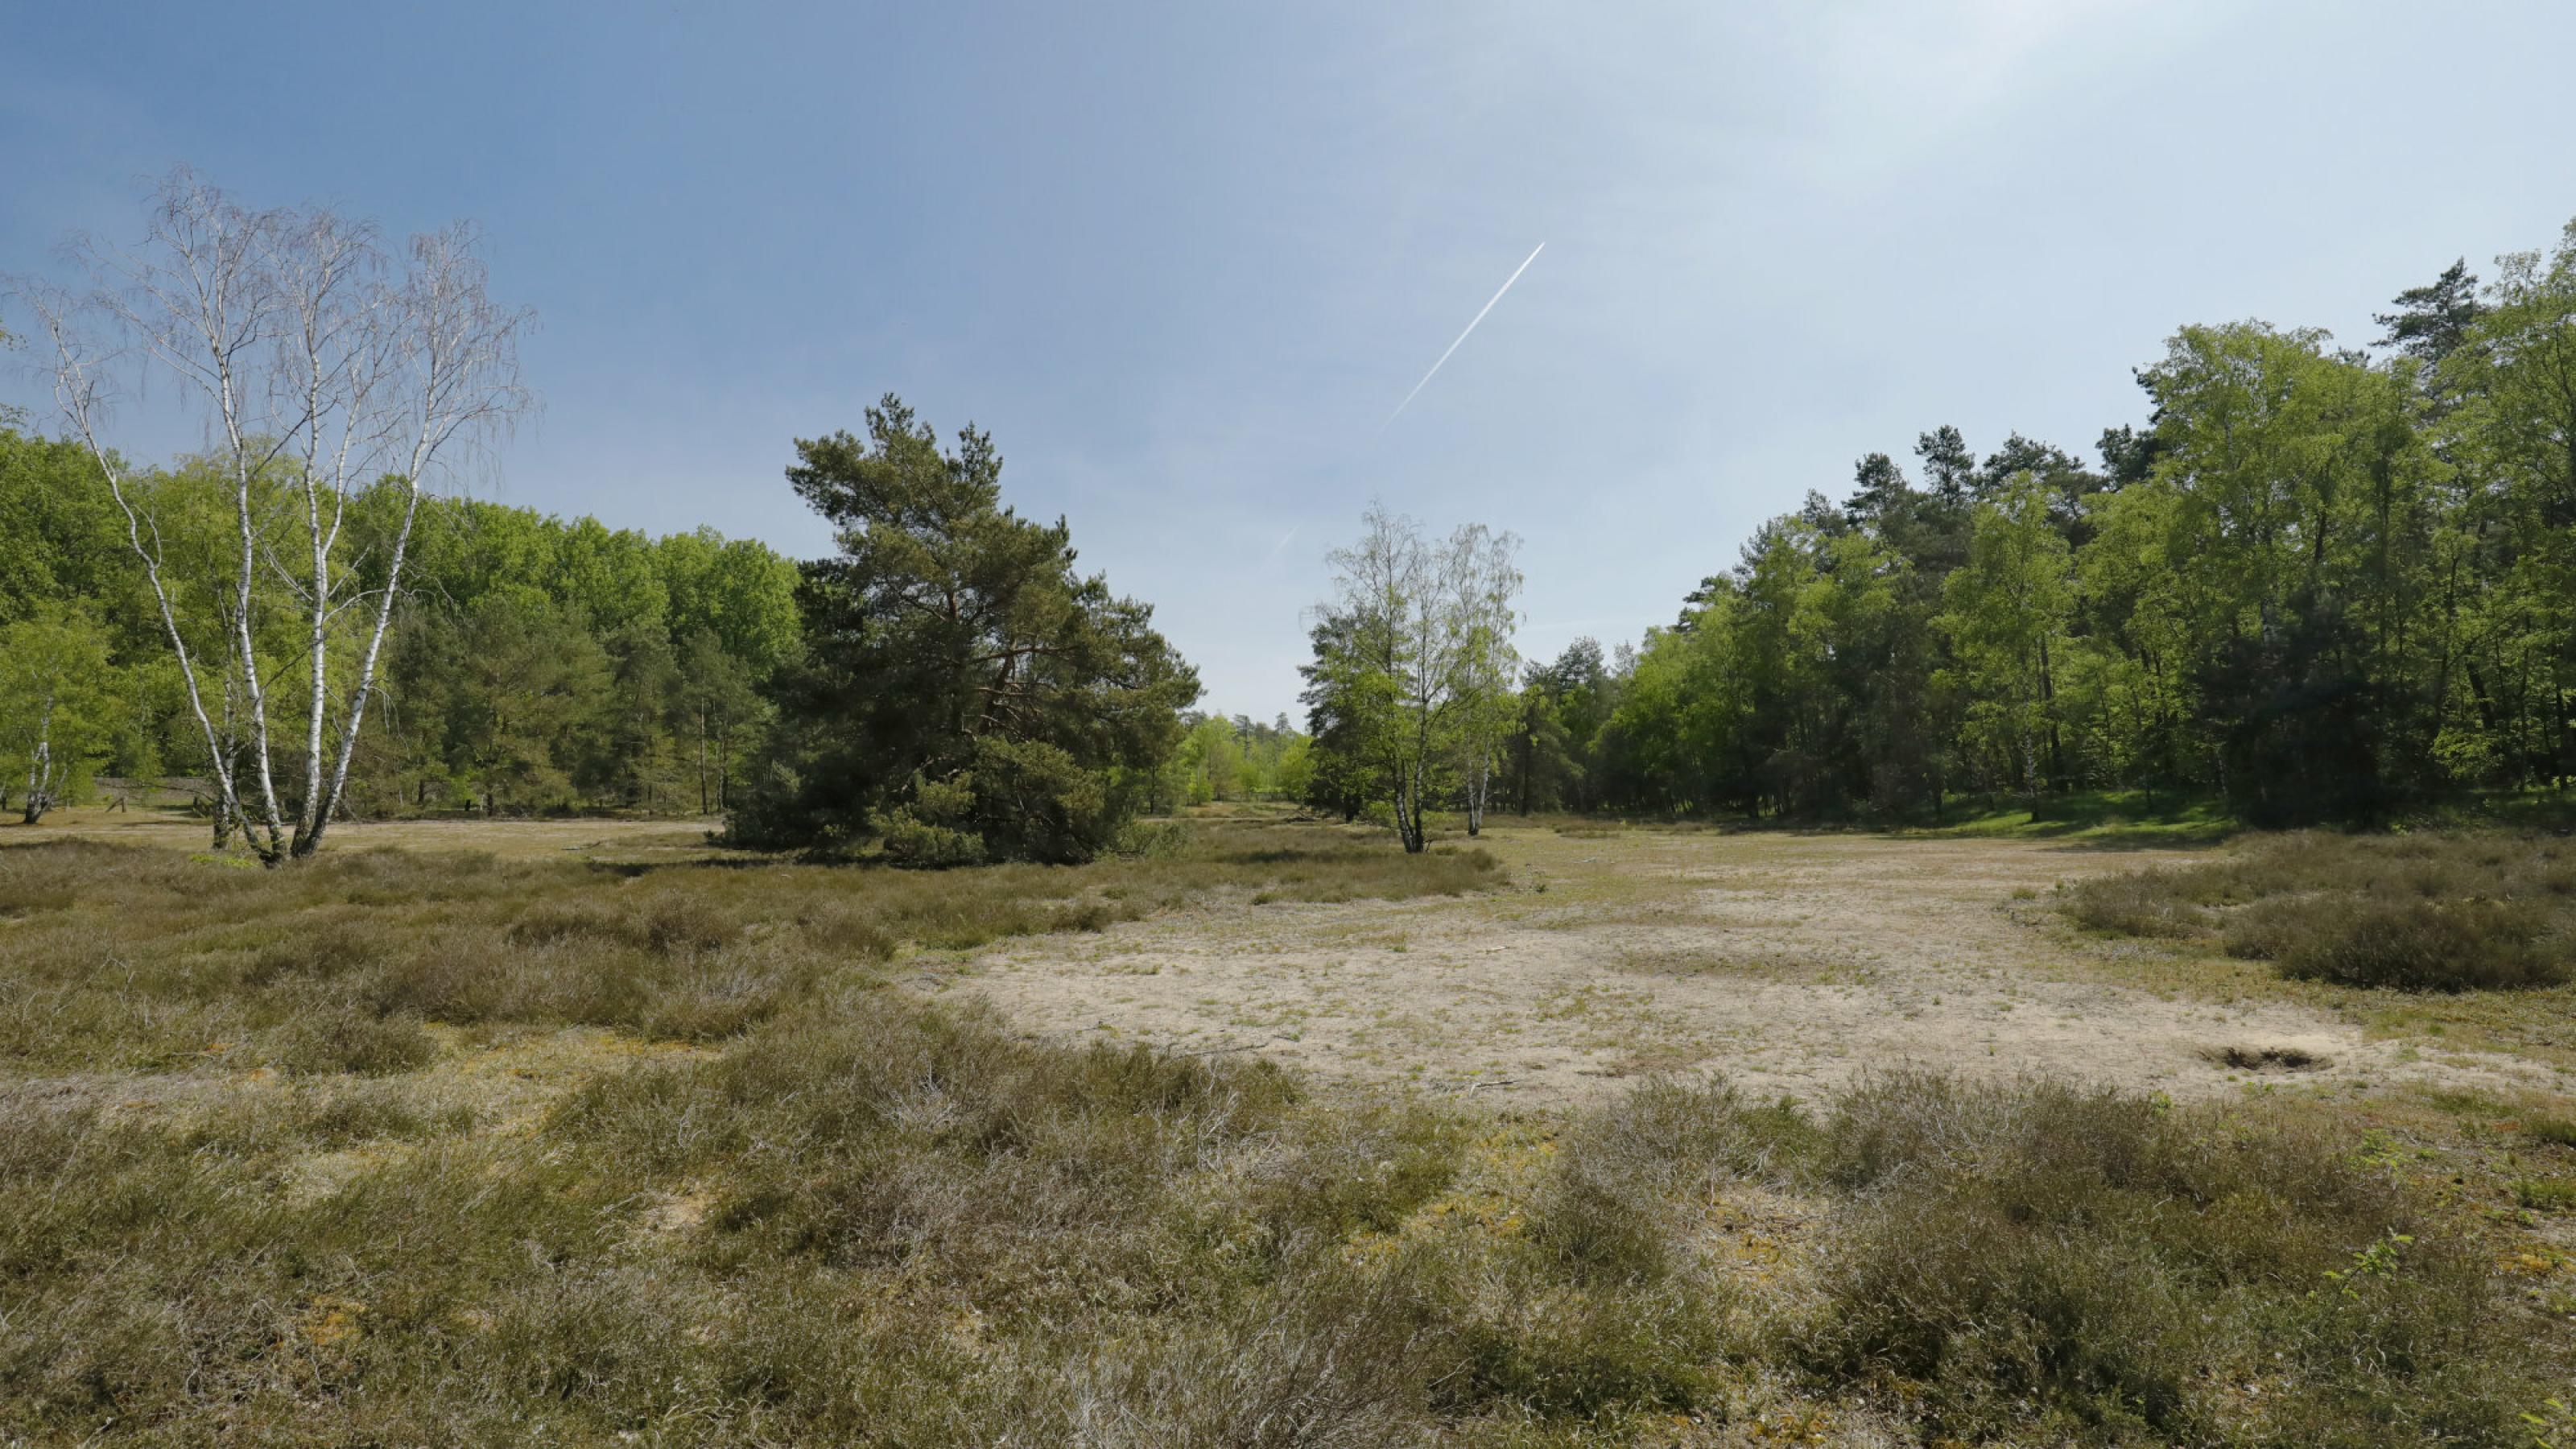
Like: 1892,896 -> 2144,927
22,695 -> 58,824
1464,749 -> 1488,836
295,481 -> 427,860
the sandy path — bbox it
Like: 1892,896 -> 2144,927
940,826 -> 2564,1105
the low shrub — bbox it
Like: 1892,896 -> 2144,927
1534,1076 -> 1807,1281
2516,1178 -> 2576,1212
1804,1073 -> 2528,1444
1458,1272 -> 1725,1418
2065,831 -> 2574,992
2064,870 -> 2215,937
2228,895 -> 2562,990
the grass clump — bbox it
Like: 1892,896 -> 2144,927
2065,830 -> 2575,991
275,1005 -> 436,1075
1534,1076 -> 1809,1280
2516,1179 -> 2576,1212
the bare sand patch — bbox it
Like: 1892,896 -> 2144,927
942,825 -> 2564,1105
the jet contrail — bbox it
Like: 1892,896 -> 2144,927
1266,522 -> 1302,559
1382,242 -> 1545,429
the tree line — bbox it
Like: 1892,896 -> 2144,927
19,172 -> 2568,861
5,175 -> 1208,867
1300,220 -> 2576,829
0,422 -> 800,828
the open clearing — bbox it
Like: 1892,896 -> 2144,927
948,822 -> 2569,1104
8,811 -> 2575,1443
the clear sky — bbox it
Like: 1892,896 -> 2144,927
8,1 -> 2574,720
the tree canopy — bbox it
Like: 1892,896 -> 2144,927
1466,217 -> 2576,828
729,397 -> 1199,862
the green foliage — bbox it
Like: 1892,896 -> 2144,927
0,424 -> 803,821
1575,216 -> 2576,827
730,396 -> 1199,862
0,607 -> 118,822
1300,506 -> 1522,848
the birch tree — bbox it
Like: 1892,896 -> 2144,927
1312,505 -> 1517,851
1315,504 -> 1432,850
16,170 -> 530,861
1442,523 -> 1521,836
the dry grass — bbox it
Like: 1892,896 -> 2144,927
1,820 -> 2566,1444
0,820 -> 1496,1077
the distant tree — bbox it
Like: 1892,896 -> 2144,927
0,430 -> 126,630
1938,472 -> 2074,801
1444,523 -> 1523,835
1842,451 -> 1910,525
0,609 -> 116,823
729,397 -> 1197,862
675,628 -> 761,815
2375,258 -> 2487,365
1979,432 -> 2109,547
435,594 -> 610,816
2097,423 -> 2165,488
1296,609 -> 1380,823
1916,425 -> 1977,501
598,619 -> 683,809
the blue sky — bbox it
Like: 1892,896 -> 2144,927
9,1 -> 2575,720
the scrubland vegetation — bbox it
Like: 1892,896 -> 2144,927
7,820 -> 2574,1445
8,163 -> 2576,1449
2068,831 -> 2576,992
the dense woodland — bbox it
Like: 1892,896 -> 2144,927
0,429 -> 799,821
1302,220 -> 2576,830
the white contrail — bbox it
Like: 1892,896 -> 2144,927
1382,242 -> 1545,429
1266,522 -> 1302,559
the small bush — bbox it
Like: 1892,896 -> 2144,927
277,1005 -> 436,1075
2228,895 -> 2562,990
2066,831 -> 2575,992
244,914 -> 388,984
2065,871 -> 2213,937
1112,819 -> 1195,859
1535,1076 -> 1806,1281
877,806 -> 988,867
1459,1273 -> 1724,1418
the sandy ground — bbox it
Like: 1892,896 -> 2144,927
942,824 -> 2570,1106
